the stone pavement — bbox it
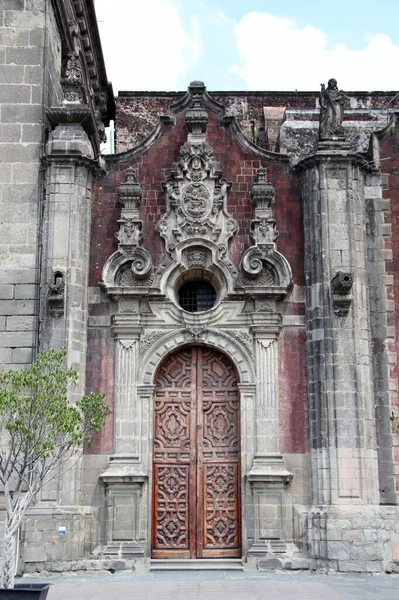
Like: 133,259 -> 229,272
20,571 -> 399,600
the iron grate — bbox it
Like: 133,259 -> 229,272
179,281 -> 216,313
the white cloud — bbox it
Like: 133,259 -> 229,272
95,0 -> 201,93
231,12 -> 399,91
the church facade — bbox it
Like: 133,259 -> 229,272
1,0 -> 399,575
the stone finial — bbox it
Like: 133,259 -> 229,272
319,78 -> 350,139
250,168 -> 275,209
185,93 -> 208,135
118,168 -> 143,211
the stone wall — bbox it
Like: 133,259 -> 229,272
380,119 -> 399,495
0,0 -> 62,369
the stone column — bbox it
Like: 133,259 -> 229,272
41,121 -> 96,507
248,322 -> 292,557
300,141 -> 381,571
114,334 -> 141,456
99,315 -> 147,555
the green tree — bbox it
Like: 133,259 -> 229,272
0,348 -> 110,588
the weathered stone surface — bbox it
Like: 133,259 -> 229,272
258,558 -> 283,570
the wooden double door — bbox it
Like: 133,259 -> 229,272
152,346 -> 241,558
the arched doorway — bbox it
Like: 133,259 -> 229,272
152,345 -> 241,558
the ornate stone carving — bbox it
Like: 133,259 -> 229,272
319,79 -> 350,139
156,97 -> 238,261
119,267 -> 154,287
188,250 -> 207,268
108,168 -> 154,283
141,330 -> 166,353
187,325 -> 206,340
61,52 -> 86,104
331,271 -> 353,317
241,266 -> 275,287
240,168 -> 292,296
185,92 -> 209,135
251,167 -> 275,209
118,167 -> 143,210
251,217 -> 278,246
228,330 -> 253,352
117,299 -> 139,314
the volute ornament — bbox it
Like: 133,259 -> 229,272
240,168 -> 292,296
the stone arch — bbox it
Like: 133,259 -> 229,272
138,327 -> 255,386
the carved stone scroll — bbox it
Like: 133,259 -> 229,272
240,168 -> 292,296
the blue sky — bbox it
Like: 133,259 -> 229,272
96,0 -> 399,93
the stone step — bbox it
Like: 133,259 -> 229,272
150,558 -> 244,571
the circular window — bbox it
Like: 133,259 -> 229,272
178,281 -> 216,313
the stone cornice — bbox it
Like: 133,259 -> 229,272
295,146 -> 371,172
105,81 -> 290,165
51,0 -> 115,124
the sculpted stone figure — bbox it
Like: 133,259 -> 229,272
319,78 -> 350,138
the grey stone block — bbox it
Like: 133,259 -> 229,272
0,64 -> 24,83
0,142 -> 39,162
0,299 -> 34,316
0,182 -> 38,203
338,560 -> 363,572
4,11 -> 44,30
0,329 -> 34,346
0,83 -> 31,103
14,284 -> 36,299
29,28 -> 44,47
30,84 -> 41,103
0,1 -> 25,9
5,45 -> 42,66
0,348 -> 12,362
21,123 -> 41,144
0,284 -> 13,299
6,315 -> 35,331
0,269 -> 36,284
0,103 -> 42,123
258,558 -> 283,569
0,163 -> 11,182
0,316 -> 5,331
0,123 -> 21,142
24,65 -> 41,84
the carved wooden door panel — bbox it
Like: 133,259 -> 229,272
152,346 -> 241,559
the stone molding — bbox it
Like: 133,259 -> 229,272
105,81 -> 290,167
137,327 -> 255,386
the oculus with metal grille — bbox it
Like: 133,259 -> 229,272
178,281 -> 216,313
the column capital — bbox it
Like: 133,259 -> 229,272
112,314 -> 142,340
250,323 -> 281,340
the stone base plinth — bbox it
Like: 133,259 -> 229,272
309,504 -> 399,573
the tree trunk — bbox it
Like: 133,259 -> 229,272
1,524 -> 16,589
